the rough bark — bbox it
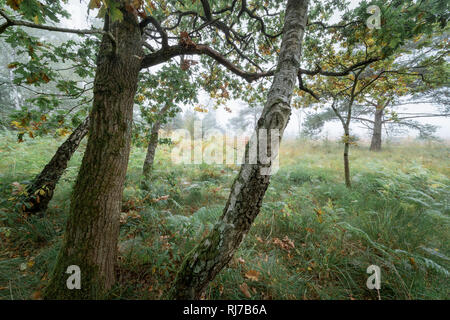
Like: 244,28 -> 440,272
169,0 -> 309,300
23,117 -> 89,214
43,10 -> 142,299
370,108 -> 383,151
142,104 -> 170,179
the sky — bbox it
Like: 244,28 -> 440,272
61,0 -> 450,140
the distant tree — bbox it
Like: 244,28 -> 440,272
227,104 -> 263,133
137,63 -> 198,179
296,2 -> 448,186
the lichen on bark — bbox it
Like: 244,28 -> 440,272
170,0 -> 310,300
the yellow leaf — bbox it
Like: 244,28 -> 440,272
11,121 -> 21,128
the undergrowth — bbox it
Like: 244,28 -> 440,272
0,131 -> 448,300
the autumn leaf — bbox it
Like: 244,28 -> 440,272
41,73 -> 50,83
6,0 -> 23,10
245,270 -> 260,282
88,0 -> 102,9
314,207 -> 324,223
239,283 -> 251,298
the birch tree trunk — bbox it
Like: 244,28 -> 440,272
169,0 -> 309,299
44,10 -> 143,299
23,117 -> 89,214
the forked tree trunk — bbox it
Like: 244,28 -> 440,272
169,0 -> 309,299
143,104 -> 170,179
44,10 -> 143,299
370,108 -> 383,151
23,117 -> 89,214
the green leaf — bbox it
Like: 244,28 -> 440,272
110,7 -> 123,22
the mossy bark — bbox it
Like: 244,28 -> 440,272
169,0 -> 309,300
43,10 -> 142,299
23,117 -> 89,214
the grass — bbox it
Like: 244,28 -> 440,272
0,130 -> 449,300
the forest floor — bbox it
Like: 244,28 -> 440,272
0,131 -> 449,300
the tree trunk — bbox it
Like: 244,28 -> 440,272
23,117 -> 89,214
370,108 -> 383,151
169,0 -> 309,300
142,104 -> 170,179
44,10 -> 143,299
343,138 -> 351,188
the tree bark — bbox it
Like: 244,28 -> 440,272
370,108 -> 383,151
43,10 -> 143,299
343,132 -> 351,188
169,0 -> 309,300
142,104 -> 170,179
23,117 -> 89,214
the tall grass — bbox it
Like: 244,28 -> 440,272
0,132 -> 448,299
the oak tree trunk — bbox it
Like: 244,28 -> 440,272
142,104 -> 170,179
169,0 -> 309,299
23,117 -> 89,214
44,10 -> 142,299
370,108 -> 383,151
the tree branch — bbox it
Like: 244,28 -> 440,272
0,10 -> 115,43
140,44 -> 271,82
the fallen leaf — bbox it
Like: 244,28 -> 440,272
245,270 -> 260,282
255,236 -> 264,243
152,195 -> 169,202
31,291 -> 42,300
239,283 -> 251,298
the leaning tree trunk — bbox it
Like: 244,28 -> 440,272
23,117 -> 89,214
370,108 -> 383,151
169,0 -> 309,300
44,10 -> 142,299
142,104 -> 170,179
